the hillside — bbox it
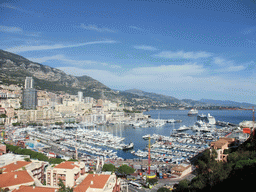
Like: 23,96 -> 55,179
0,49 -> 117,100
199,99 -> 255,108
1,49 -> 254,109
174,133 -> 256,192
0,50 -> 183,107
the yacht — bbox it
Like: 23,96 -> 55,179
122,142 -> 134,150
207,113 -> 216,125
142,134 -> 150,140
188,109 -> 198,116
176,125 -> 190,132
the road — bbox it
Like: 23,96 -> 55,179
124,173 -> 196,192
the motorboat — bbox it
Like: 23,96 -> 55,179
188,109 -> 198,116
122,142 -> 134,150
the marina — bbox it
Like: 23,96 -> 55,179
4,110 -> 252,164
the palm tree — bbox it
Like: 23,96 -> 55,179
58,178 -> 73,192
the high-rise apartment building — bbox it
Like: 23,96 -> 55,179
24,77 -> 34,89
22,77 -> 37,110
78,91 -> 83,102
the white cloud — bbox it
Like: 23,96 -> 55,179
129,26 -> 143,31
28,54 -> 122,69
57,63 -> 206,91
57,64 -> 256,103
0,25 -> 23,33
5,40 -> 117,53
0,3 -> 23,11
213,57 -> 245,72
134,45 -> 158,51
80,24 -> 116,33
155,50 -> 213,59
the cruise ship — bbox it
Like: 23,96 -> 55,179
197,113 -> 216,125
188,109 -> 198,116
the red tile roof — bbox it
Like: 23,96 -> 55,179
12,185 -> 57,192
54,161 -> 79,169
0,161 -> 31,173
74,174 -> 110,192
0,171 -> 34,188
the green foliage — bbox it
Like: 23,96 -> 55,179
157,187 -> 171,192
117,164 -> 135,175
174,133 -> 256,192
123,109 -> 141,113
12,122 -> 21,126
58,178 -> 73,192
0,114 -> 6,118
55,122 -> 64,125
175,179 -> 190,191
102,164 -> 116,172
24,158 -> 31,162
147,178 -> 158,185
5,144 -> 64,164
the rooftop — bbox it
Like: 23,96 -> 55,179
74,174 -> 110,192
13,185 -> 58,192
12,186 -> 58,192
0,161 -> 31,173
54,161 -> 82,170
0,170 -> 34,188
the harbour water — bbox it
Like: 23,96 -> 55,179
90,109 -> 253,159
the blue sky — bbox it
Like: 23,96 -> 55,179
1,0 -> 256,103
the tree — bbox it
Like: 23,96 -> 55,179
174,179 -> 190,191
147,178 -> 158,185
102,164 -> 116,172
117,164 -> 135,175
157,187 -> 171,192
58,178 -> 73,192
24,158 -> 31,162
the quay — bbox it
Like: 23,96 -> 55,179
216,121 -> 238,127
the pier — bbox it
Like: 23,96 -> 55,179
216,121 -> 238,127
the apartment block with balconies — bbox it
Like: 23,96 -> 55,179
46,161 -> 85,188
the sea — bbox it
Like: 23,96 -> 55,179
84,109 -> 253,159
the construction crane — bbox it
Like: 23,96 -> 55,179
148,136 -> 151,174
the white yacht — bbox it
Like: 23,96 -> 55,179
207,113 -> 216,125
188,109 -> 198,116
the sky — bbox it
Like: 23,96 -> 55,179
1,0 -> 256,103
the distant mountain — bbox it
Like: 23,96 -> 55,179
1,49 -> 253,109
0,50 -> 183,108
199,99 -> 255,108
125,89 -> 181,103
0,49 -> 115,99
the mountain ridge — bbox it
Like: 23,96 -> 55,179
0,49 -> 254,109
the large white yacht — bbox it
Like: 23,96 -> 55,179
188,108 -> 198,116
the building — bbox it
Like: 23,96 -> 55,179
0,153 -> 30,167
0,144 -> 6,155
23,88 -> 37,110
22,77 -> 37,110
25,77 -> 34,89
74,174 -> 120,192
12,186 -> 58,192
46,161 -> 86,188
78,91 -> 83,102
0,160 -> 46,183
172,164 -> 192,178
0,170 -> 34,191
210,137 -> 236,162
85,97 -> 94,104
